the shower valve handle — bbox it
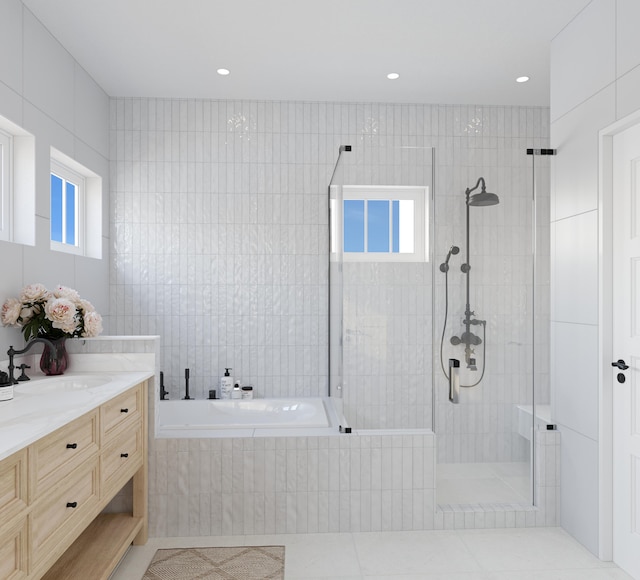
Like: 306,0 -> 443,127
611,359 -> 629,370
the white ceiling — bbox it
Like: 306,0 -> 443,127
22,0 -> 590,106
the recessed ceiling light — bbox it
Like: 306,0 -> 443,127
516,76 -> 530,83
217,68 -> 230,76
387,72 -> 400,80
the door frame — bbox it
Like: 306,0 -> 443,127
598,109 -> 640,560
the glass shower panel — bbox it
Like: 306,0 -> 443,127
328,144 -> 435,431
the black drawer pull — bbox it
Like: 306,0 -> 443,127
120,453 -> 129,458
66,443 -> 78,449
120,408 -> 129,413
66,502 -> 77,508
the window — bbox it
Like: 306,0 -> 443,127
331,185 -> 428,262
51,160 -> 83,251
50,148 -> 102,259
0,114 -> 35,246
0,128 -> 11,242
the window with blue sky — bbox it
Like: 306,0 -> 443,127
50,158 -> 84,254
332,185 -> 427,262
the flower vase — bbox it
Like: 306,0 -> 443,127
40,338 -> 68,376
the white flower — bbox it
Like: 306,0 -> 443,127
19,305 -> 38,324
4,284 -> 102,340
82,311 -> 103,337
78,299 -> 95,313
1,298 -> 21,326
45,298 -> 78,334
19,283 -> 49,303
53,285 -> 81,304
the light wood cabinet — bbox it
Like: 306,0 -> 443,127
0,515 -> 28,580
28,411 -> 99,502
101,386 -> 143,442
30,458 -> 100,576
101,423 -> 143,500
0,380 -> 148,580
0,449 -> 27,525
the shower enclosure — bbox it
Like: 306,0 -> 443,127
329,142 -> 549,508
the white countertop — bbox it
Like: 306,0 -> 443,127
0,371 -> 153,461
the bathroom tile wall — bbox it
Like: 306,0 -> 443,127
146,427 -> 558,536
148,432 -> 436,536
110,99 -> 549,462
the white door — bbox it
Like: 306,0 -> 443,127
612,122 -> 640,578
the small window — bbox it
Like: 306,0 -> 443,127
50,148 -> 102,259
51,161 -> 83,251
0,114 -> 35,246
0,129 -> 11,242
331,185 -> 428,262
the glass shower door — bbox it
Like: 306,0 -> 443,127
433,153 -> 544,507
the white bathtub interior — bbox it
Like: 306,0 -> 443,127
156,396 -> 344,438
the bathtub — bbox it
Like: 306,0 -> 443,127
156,397 -> 342,438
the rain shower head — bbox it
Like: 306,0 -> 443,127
465,177 -> 500,207
468,190 -> 500,206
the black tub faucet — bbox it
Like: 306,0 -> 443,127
159,371 -> 169,400
183,368 -> 192,400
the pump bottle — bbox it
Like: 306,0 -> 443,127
220,368 -> 233,399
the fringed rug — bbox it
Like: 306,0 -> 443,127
142,546 -> 285,580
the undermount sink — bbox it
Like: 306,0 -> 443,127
15,375 -> 111,395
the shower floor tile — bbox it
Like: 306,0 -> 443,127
436,461 -> 530,505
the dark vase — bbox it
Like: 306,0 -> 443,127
40,337 -> 69,376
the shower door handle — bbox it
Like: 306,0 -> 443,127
449,359 -> 460,404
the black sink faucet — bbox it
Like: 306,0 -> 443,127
7,338 -> 57,384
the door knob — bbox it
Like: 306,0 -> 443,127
611,359 -> 629,370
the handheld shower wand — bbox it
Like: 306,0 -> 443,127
439,245 -> 460,272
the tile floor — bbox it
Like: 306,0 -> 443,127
437,462 -> 531,505
110,527 -> 633,580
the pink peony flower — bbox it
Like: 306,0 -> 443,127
78,299 -> 95,313
19,283 -> 49,303
19,305 -> 38,324
1,298 -> 22,326
53,285 -> 81,303
82,311 -> 103,337
45,298 -> 77,333
4,284 -> 102,341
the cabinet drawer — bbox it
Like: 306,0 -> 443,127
29,411 -> 99,501
101,383 -> 143,443
0,449 -> 27,524
31,457 -> 100,572
0,515 -> 28,580
101,423 -> 143,498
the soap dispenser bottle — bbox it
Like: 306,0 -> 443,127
220,368 -> 233,399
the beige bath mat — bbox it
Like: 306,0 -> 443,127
142,546 -> 285,580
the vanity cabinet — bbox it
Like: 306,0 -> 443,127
0,380 -> 148,580
29,411 -> 100,502
0,449 -> 28,579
